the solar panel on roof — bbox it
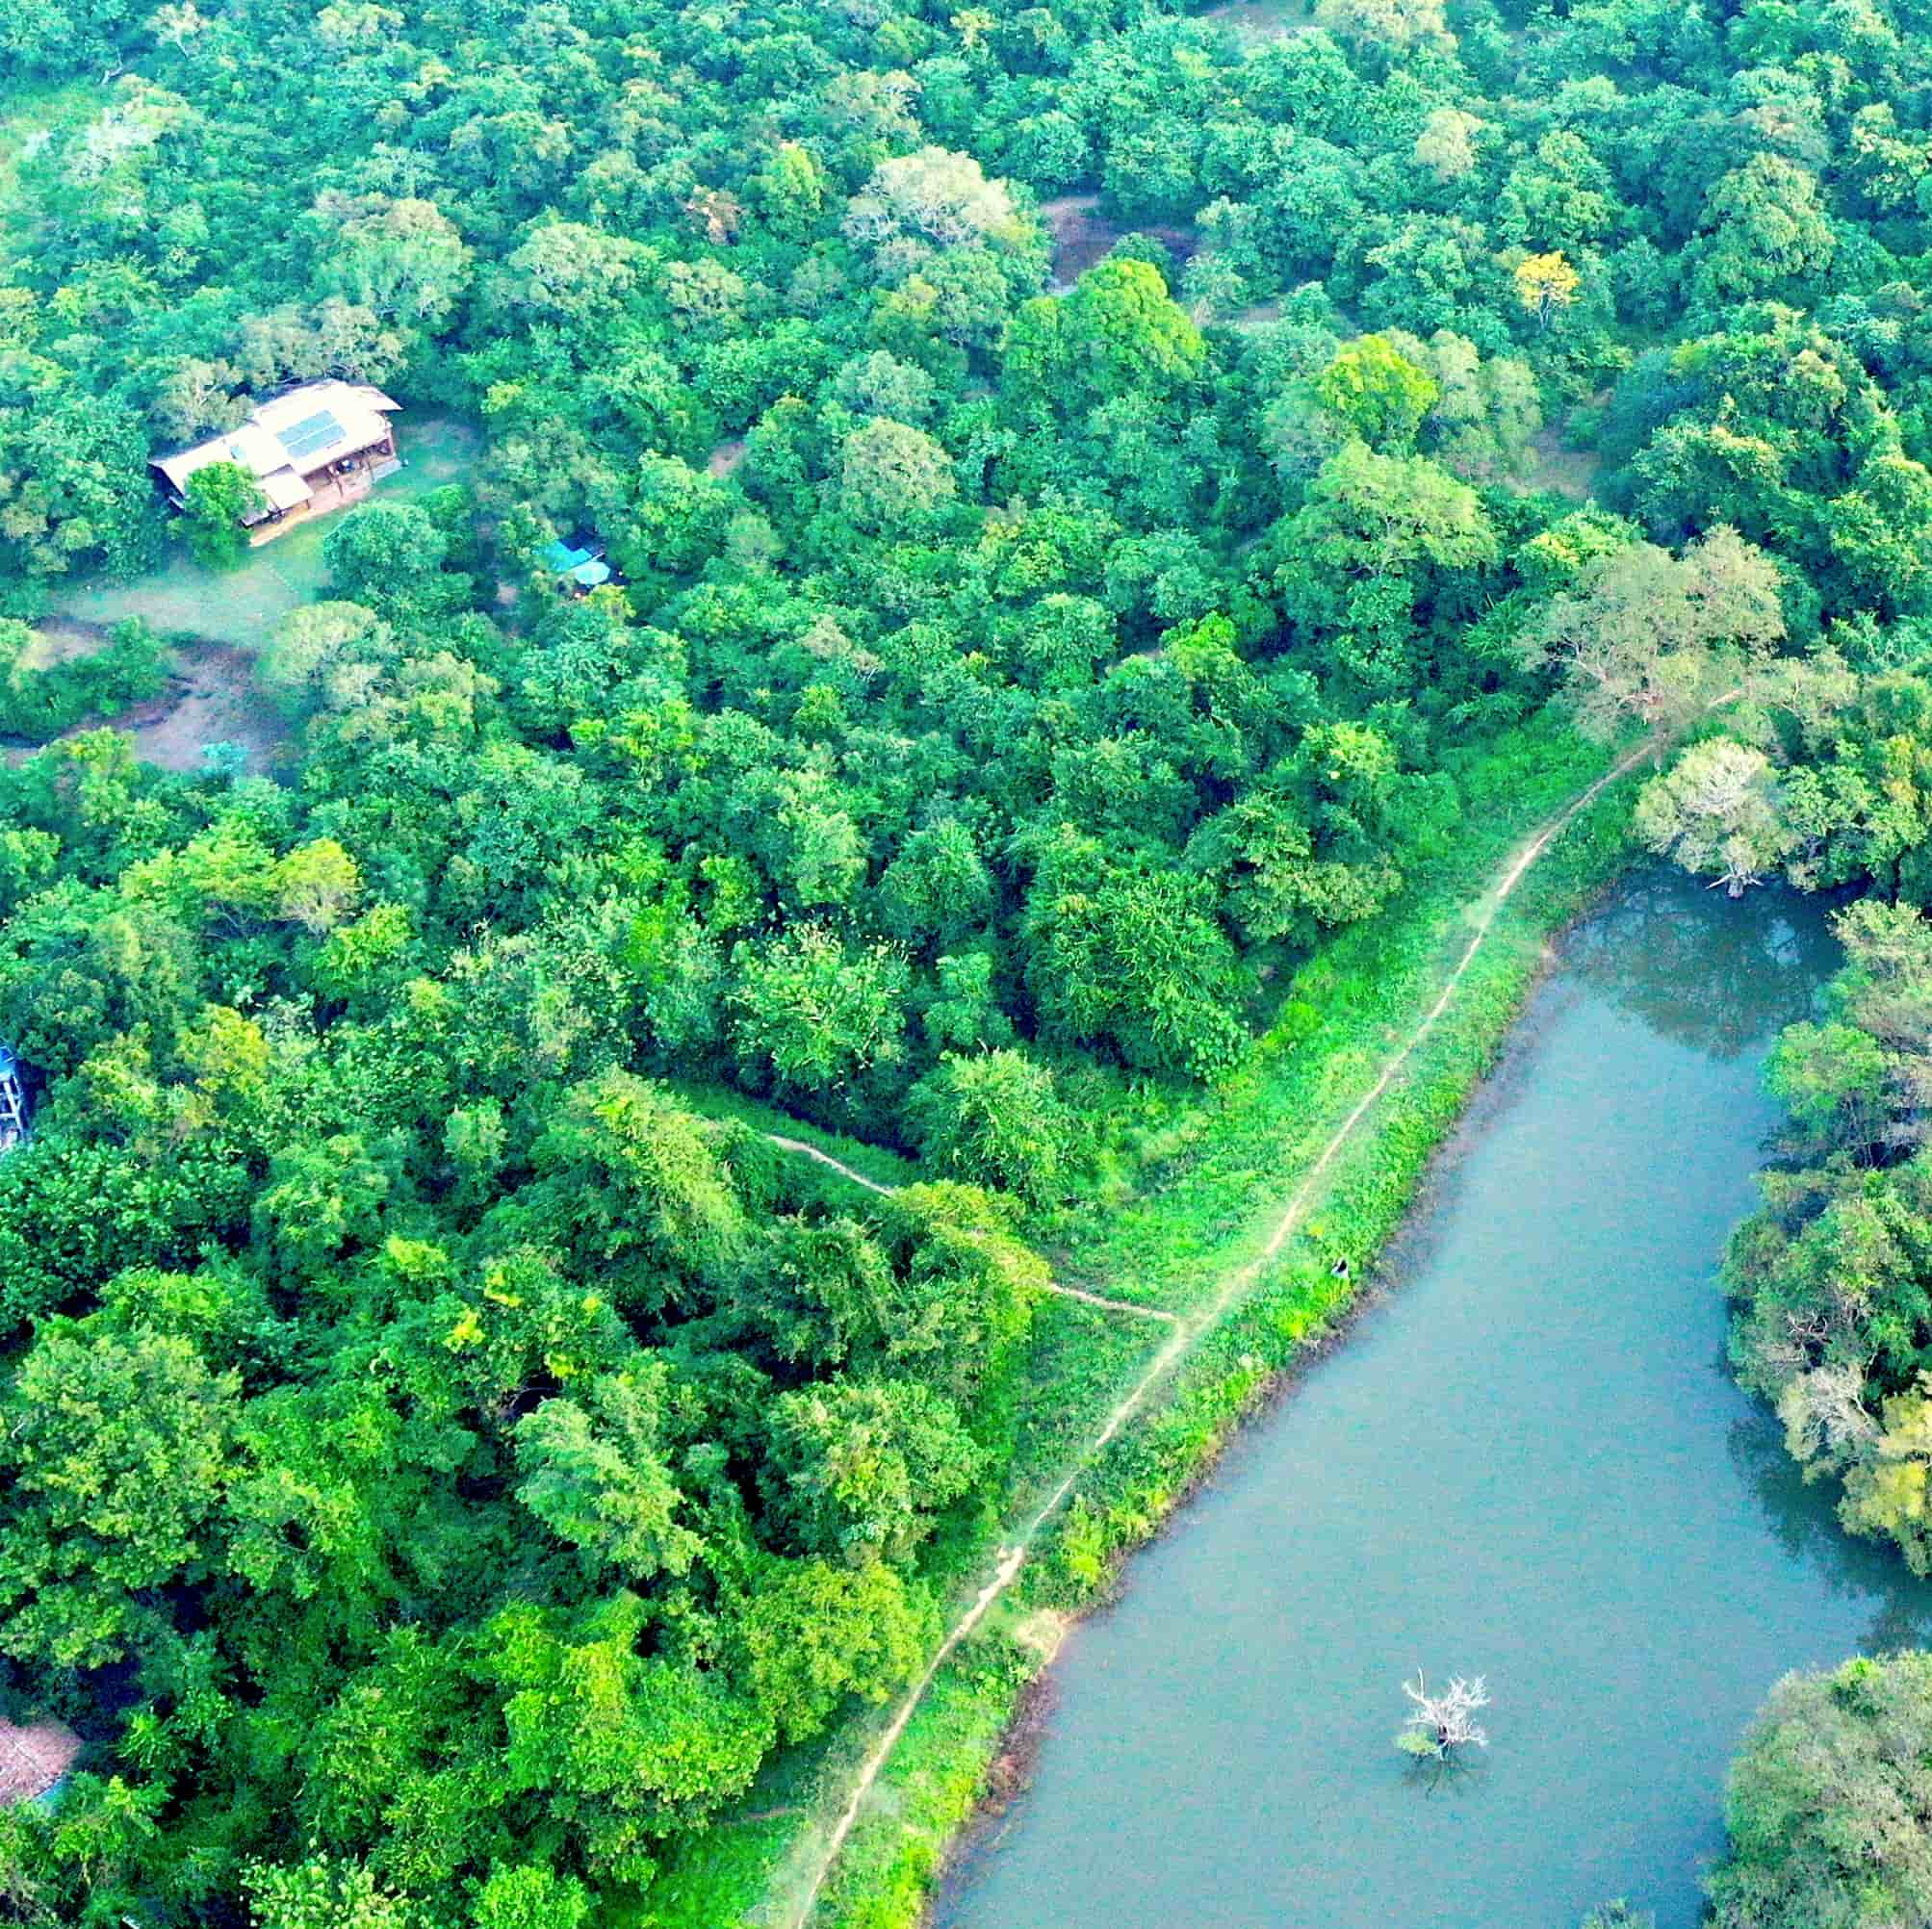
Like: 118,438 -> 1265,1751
277,409 -> 347,462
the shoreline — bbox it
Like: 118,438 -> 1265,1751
798,748 -> 1651,1929
919,865 -> 1625,1920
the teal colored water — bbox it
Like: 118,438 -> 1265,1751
936,870 -> 1930,1929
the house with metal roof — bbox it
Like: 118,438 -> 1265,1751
152,380 -> 404,546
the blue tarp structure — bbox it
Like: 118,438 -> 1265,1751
539,538 -> 613,589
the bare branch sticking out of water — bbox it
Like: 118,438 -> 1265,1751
1397,1671 -> 1491,1760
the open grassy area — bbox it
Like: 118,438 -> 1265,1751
49,415 -> 480,647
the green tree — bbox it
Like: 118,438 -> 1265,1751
257,601 -> 396,715
1709,1654 -> 1932,1929
1006,257 -> 1205,410
179,459 -> 267,567
764,1378 -> 983,1565
322,502 -> 460,622
1523,528 -> 1785,741
729,926 -> 911,1097
1024,857 -> 1248,1079
906,1048 -> 1072,1204
245,1856 -> 416,1929
320,193 -> 474,328
0,1325 -> 241,1668
1288,441 -> 1499,584
738,1557 -> 931,1742
514,1368 -> 700,1581
1313,0 -> 1450,52
469,1865 -> 592,1929
838,419 -> 957,528
1315,337 -> 1439,450
527,1070 -> 748,1313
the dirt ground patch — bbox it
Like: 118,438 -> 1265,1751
0,1718 -> 79,1805
1198,0 -> 1321,36
708,437 -> 748,478
5,631 -> 288,776
1038,193 -> 1198,292
1230,297 -> 1285,331
121,643 -> 288,774
18,617 -> 109,671
1524,424 -> 1603,502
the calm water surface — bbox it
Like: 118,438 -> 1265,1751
937,870 -> 1932,1929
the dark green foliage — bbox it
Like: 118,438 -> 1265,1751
11,0 -> 1932,1914
0,619 -> 169,742
179,461 -> 265,568
1708,1654 -> 1932,1929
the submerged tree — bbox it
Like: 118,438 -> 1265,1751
1396,1670 -> 1491,1761
1634,738 -> 1788,896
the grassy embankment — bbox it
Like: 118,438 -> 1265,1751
643,713 -> 1646,1929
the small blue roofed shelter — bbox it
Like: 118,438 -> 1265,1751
540,536 -> 612,591
0,1044 -> 26,1153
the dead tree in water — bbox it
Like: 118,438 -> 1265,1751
1396,1670 -> 1490,1761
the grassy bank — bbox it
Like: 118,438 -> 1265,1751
647,717 -> 1645,1929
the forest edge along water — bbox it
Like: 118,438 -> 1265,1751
930,870 -> 1932,1929
785,741 -> 1659,1924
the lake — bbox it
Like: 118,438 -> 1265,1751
934,869 -> 1931,1929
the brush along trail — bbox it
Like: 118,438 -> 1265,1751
762,1137 -> 1178,1323
777,732 -> 1659,1928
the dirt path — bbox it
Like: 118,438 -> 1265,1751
765,1135 -> 895,1196
762,1134 -> 1178,1324
784,734 -> 1660,1928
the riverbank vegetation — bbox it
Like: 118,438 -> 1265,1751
1717,899 -> 1932,1570
7,0 -> 1932,1917
1707,1653 -> 1932,1929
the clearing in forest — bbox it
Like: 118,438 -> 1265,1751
1038,194 -> 1198,292
48,416 -> 480,648
1197,0 -> 1321,39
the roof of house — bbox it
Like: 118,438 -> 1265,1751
259,468 -> 315,514
153,381 -> 401,498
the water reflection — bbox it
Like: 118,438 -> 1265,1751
936,866 -> 1898,1929
1726,1413 -> 1932,1653
1562,871 -> 1842,1060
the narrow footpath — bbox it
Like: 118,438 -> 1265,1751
778,733 -> 1660,1928
762,1136 -> 1179,1325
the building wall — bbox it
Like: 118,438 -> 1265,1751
244,431 -> 398,548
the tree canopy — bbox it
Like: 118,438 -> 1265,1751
12,0 -> 1932,1914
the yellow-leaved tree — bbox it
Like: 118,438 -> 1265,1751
1513,250 -> 1580,326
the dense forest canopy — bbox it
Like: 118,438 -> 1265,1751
10,0 -> 1932,1917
